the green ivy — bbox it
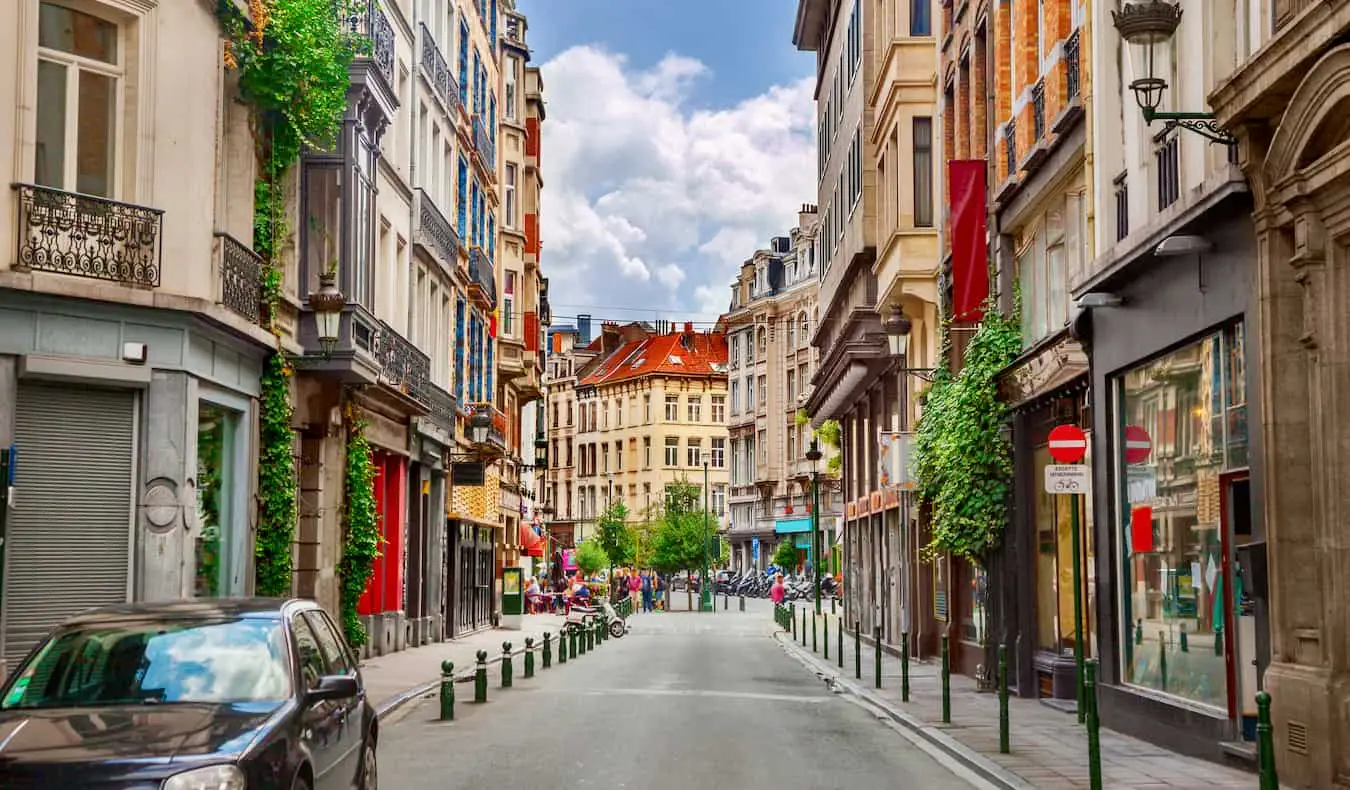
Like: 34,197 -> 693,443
217,1 -> 359,597
795,410 -> 843,473
911,302 -> 1022,565
338,411 -> 380,648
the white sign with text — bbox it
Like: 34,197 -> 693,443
1044,464 -> 1091,495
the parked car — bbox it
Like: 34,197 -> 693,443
0,598 -> 376,790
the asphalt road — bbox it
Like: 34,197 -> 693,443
378,599 -> 978,790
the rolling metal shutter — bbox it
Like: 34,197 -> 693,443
5,384 -> 135,667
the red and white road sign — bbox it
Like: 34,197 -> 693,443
1047,424 -> 1088,464
1124,425 -> 1152,465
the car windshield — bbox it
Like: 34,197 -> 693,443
1,617 -> 292,709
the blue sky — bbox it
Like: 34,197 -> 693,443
514,0 -> 818,326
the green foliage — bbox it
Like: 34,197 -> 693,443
649,481 -> 710,575
574,540 -> 607,577
338,412 -> 379,648
596,501 -> 634,569
716,537 -> 730,567
912,301 -> 1022,565
772,540 -> 799,570
795,410 -> 842,472
254,353 -> 298,596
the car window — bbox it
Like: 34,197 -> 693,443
2,618 -> 291,709
290,616 -> 327,691
302,611 -> 353,676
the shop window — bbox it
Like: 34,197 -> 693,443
1116,325 -> 1247,710
195,401 -> 244,598
1031,438 -> 1097,658
961,562 -> 987,645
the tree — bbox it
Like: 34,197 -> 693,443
650,480 -> 712,610
574,540 -> 607,577
596,501 -> 634,576
772,540 -> 799,572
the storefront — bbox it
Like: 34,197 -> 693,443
405,432 -> 449,648
448,522 -> 496,635
1084,201 -> 1263,758
359,450 -> 408,656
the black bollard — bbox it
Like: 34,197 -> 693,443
837,617 -> 843,668
524,638 -> 535,678
1085,659 -> 1102,790
823,616 -> 829,660
501,642 -> 513,688
874,625 -> 882,689
941,634 -> 951,723
801,609 -> 807,646
854,621 -> 862,680
1257,691 -> 1278,790
569,627 -> 578,660
543,632 -> 552,668
998,643 -> 1009,753
790,604 -> 797,638
739,594 -> 745,612
812,613 -> 818,652
474,650 -> 488,703
901,631 -> 910,702
439,660 -> 455,721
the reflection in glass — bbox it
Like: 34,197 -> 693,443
195,403 -> 235,598
39,3 -> 118,63
303,165 -> 341,298
35,60 -> 67,189
76,70 -> 115,197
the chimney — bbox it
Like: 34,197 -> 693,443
577,314 -> 592,344
601,322 -> 623,353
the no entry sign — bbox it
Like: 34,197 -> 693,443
1124,425 -> 1152,465
1048,424 -> 1088,464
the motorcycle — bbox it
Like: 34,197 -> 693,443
565,597 -> 628,638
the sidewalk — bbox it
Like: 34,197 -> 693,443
361,613 -> 566,719
777,612 -> 1259,790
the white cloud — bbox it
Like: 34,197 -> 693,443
538,46 -> 815,327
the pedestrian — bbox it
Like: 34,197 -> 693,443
641,571 -> 654,613
770,573 -> 786,605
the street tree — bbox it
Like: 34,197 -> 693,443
650,480 -> 712,610
574,540 -> 607,579
772,540 -> 799,573
595,500 -> 633,579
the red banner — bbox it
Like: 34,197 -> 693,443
948,160 -> 989,322
1131,505 -> 1155,554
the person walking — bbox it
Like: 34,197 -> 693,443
627,570 -> 642,614
640,571 -> 654,613
770,573 -> 786,605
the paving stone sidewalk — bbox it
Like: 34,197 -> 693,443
778,611 -> 1263,790
361,613 -> 566,718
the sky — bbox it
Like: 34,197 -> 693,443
515,0 -> 816,330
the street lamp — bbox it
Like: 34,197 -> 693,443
1111,0 -> 1235,144
806,438 -> 823,615
467,409 -> 493,445
307,270 -> 346,357
701,448 -> 713,613
882,303 -> 938,382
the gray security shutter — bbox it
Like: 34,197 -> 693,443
5,384 -> 135,667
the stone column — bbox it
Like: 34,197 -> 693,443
138,371 -> 194,601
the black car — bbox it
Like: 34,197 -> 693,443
0,598 -> 377,789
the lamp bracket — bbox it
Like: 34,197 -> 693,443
1143,109 -> 1236,145
898,367 -> 940,383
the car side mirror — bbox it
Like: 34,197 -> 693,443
305,674 -> 359,704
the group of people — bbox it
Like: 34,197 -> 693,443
612,569 -> 664,613
520,569 -> 669,615
523,575 -> 589,614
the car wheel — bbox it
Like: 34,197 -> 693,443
360,739 -> 378,790
292,773 -> 311,790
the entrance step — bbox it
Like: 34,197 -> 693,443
1039,697 -> 1079,716
1220,740 -> 1258,765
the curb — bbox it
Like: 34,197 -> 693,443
774,630 -> 1033,790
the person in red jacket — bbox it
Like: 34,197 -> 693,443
770,574 -> 786,604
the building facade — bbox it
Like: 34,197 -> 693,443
723,213 -> 842,574
0,0 -> 279,674
573,324 -> 729,533
541,319 -> 593,551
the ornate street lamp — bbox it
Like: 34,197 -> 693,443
307,270 -> 346,357
806,438 -> 823,615
882,303 -> 937,382
533,435 -> 548,470
467,409 -> 493,445
1112,0 -> 1235,144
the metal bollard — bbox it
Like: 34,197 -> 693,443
812,613 -> 818,653
837,617 -> 843,668
569,628 -> 578,660
559,631 -> 568,663
474,650 -> 488,703
723,593 -> 728,610
831,597 -> 836,615
1085,659 -> 1102,790
823,616 -> 829,660
1159,630 -> 1168,692
941,634 -> 951,723
439,660 -> 455,721
739,595 -> 745,612
543,632 -> 552,668
790,604 -> 796,638
501,642 -> 513,688
901,631 -> 910,702
1257,691 -> 1279,790
874,625 -> 882,689
524,638 -> 535,678
801,609 -> 807,646
854,621 -> 862,680
998,644 -> 1009,753
579,626 -> 587,655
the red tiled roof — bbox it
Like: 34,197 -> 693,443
580,330 -> 728,386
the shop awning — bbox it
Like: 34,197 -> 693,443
775,518 -> 812,534
519,524 -> 544,557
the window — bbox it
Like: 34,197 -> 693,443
711,437 -> 726,468
730,335 -> 740,368
503,271 -> 516,336
643,436 -> 651,468
746,377 -> 755,408
711,485 -> 726,516
787,424 -> 797,461
302,611 -> 354,676
504,55 -> 519,120
615,440 -> 623,470
757,375 -> 767,407
913,118 -> 934,227
601,401 -> 608,430
911,0 -> 932,35
757,429 -> 767,464
1155,134 -> 1180,211
787,321 -> 796,349
730,381 -> 740,415
800,313 -> 809,344
616,397 -> 624,428
786,370 -> 796,403
664,395 -> 679,421
504,164 -> 517,228
566,401 -> 573,426
643,394 -> 651,422
711,394 -> 726,423
687,439 -> 702,468
35,3 -> 121,196
601,444 -> 609,473
664,437 -> 679,467
757,327 -> 767,355
687,396 -> 702,423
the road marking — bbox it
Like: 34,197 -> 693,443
545,687 -> 832,704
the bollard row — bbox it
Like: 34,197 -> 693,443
431,625 -> 617,715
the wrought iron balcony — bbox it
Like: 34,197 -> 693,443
426,382 -> 458,436
1004,122 -> 1016,177
419,23 -> 464,118
472,115 -> 495,173
468,246 -> 496,309
376,321 -> 432,409
1032,80 -> 1046,141
214,232 -> 264,325
1065,30 -> 1081,100
13,183 -> 163,287
467,401 -> 508,451
350,1 -> 395,85
415,189 -> 462,270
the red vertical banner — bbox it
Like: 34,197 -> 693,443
948,160 -> 989,322
1130,505 -> 1155,553
359,456 -> 386,616
382,457 -> 407,613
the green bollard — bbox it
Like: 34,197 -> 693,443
823,616 -> 829,660
1085,659 -> 1102,790
1179,630 -> 1189,653
790,604 -> 796,638
501,642 -> 513,688
874,625 -> 882,689
439,660 -> 455,721
474,650 -> 488,703
524,638 -> 535,678
569,627 -> 578,660
559,631 -> 568,664
831,597 -> 837,615
1256,691 -> 1279,790
812,613 -> 818,653
854,621 -> 862,680
1159,630 -> 1168,692
941,634 -> 951,723
579,626 -> 587,655
739,594 -> 745,612
801,609 -> 807,646
998,644 -> 1009,753
1135,619 -> 1143,645
837,617 -> 843,668
901,631 -> 910,702
723,593 -> 728,610
1214,626 -> 1223,656
543,632 -> 552,668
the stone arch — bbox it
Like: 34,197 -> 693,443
1263,44 -> 1350,183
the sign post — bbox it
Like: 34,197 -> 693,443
1047,424 -> 1089,724
751,537 -> 760,566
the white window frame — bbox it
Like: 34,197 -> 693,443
664,437 -> 679,467
711,437 -> 726,468
686,439 -> 702,468
504,163 -> 517,228
502,270 -> 516,337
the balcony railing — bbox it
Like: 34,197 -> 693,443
468,246 -> 496,308
351,2 -> 395,85
376,321 -> 431,408
467,402 -> 508,451
415,189 -> 462,269
214,232 -> 264,325
472,115 -> 495,173
419,23 -> 463,118
1032,80 -> 1046,141
1065,30 -> 1081,100
14,183 -> 163,287
426,382 -> 457,435
1004,122 -> 1016,177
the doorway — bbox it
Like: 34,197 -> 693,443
1220,472 -> 1265,741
